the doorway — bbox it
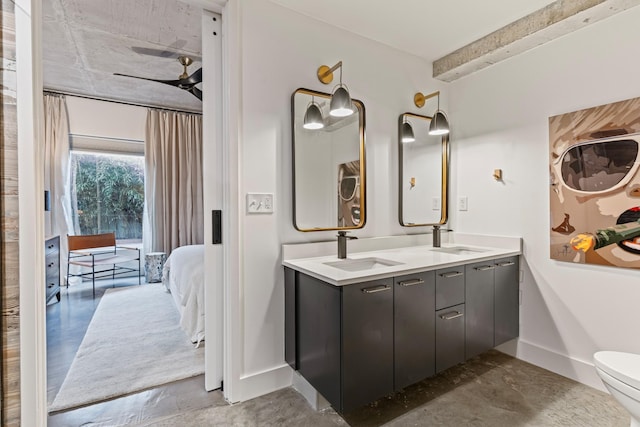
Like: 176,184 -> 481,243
14,1 -> 229,424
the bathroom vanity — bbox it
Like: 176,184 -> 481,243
283,234 -> 521,413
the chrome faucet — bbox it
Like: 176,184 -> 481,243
432,225 -> 441,248
337,231 -> 357,259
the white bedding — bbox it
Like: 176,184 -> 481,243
162,244 -> 205,344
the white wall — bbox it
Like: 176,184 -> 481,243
65,96 -> 146,140
238,0 -> 445,381
448,6 -> 640,390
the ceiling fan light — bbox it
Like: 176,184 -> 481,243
330,86 -> 354,117
401,122 -> 415,143
303,102 -> 324,129
429,110 -> 450,136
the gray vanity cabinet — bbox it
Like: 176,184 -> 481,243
394,271 -> 435,390
465,261 -> 496,359
494,256 -> 520,346
284,254 -> 520,412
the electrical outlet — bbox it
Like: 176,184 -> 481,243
458,196 -> 468,211
246,193 -> 274,214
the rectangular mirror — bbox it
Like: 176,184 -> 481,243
292,88 -> 366,231
399,113 -> 449,226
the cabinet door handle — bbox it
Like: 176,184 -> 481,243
497,261 -> 515,267
475,265 -> 495,271
48,244 -> 54,249
361,285 -> 391,294
440,311 -> 464,320
399,279 -> 425,287
440,271 -> 463,278
48,262 -> 55,268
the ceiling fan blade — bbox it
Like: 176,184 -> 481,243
181,68 -> 202,86
114,73 -> 182,87
187,86 -> 202,101
131,46 -> 180,59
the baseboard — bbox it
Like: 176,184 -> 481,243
239,364 -> 293,402
291,370 -> 331,411
513,339 -> 606,392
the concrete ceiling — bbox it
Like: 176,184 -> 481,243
43,0 -> 203,112
44,0 -> 631,110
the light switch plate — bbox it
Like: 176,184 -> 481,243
432,197 -> 440,210
458,196 -> 468,211
246,193 -> 274,214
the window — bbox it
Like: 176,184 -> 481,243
70,151 -> 144,242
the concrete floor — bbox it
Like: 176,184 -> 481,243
47,280 -> 628,426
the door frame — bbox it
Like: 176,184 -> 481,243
14,0 -> 241,424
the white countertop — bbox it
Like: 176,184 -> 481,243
282,233 -> 522,286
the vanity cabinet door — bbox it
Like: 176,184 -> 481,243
342,279 -> 394,412
394,271 -> 435,390
465,262 -> 495,359
494,256 -> 519,346
435,303 -> 465,373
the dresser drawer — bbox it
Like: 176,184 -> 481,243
46,253 -> 60,280
45,236 -> 60,256
435,266 -> 465,310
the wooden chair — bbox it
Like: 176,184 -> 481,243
66,232 -> 141,298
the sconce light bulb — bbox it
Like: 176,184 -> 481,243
303,102 -> 324,129
330,86 -> 354,117
401,122 -> 415,143
429,111 -> 450,136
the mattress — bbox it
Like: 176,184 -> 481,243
162,244 -> 205,344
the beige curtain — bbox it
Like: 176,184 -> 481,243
145,109 -> 204,254
43,94 -> 74,280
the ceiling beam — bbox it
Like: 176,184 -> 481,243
433,0 -> 640,82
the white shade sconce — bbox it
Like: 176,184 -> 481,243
414,90 -> 450,136
401,117 -> 415,143
317,61 -> 354,117
303,96 -> 324,130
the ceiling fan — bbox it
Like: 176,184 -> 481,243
114,56 -> 202,101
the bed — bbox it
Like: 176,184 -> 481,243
162,244 -> 205,345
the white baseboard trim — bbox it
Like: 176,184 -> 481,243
239,363 -> 293,402
291,370 -> 331,411
514,339 -> 606,392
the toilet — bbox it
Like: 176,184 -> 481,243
594,351 -> 640,427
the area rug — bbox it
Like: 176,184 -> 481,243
49,283 -> 204,412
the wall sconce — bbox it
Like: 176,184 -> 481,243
401,117 -> 415,143
303,96 -> 324,130
414,90 -> 450,136
317,61 -> 354,117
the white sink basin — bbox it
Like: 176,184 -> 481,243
324,257 -> 403,272
430,246 -> 489,255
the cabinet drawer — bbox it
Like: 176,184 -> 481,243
435,303 -> 465,373
45,236 -> 60,256
435,266 -> 465,310
46,254 -> 60,280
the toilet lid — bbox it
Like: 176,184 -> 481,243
594,351 -> 640,390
